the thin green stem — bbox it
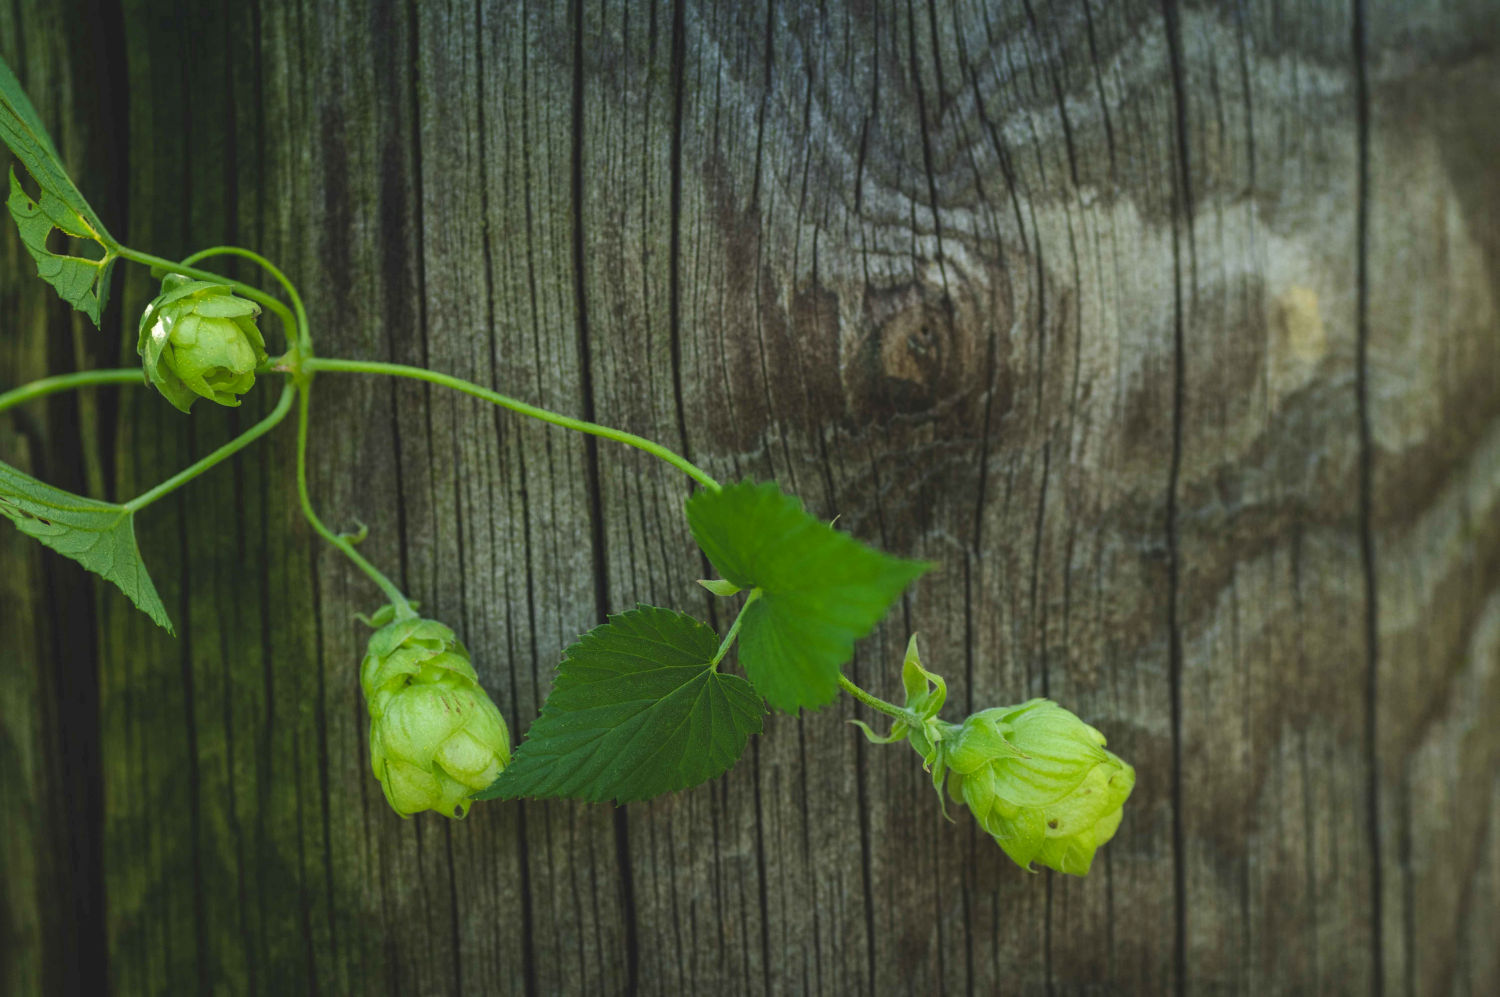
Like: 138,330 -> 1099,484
710,589 -> 761,668
305,356 -> 720,491
124,384 -> 295,512
180,245 -> 311,355
0,368 -> 143,414
295,382 -> 414,616
837,672 -> 919,725
117,247 -> 298,346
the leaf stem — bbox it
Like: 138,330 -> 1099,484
295,381 -> 414,616
0,368 -> 143,414
837,672 -> 919,725
179,245 -> 312,355
304,356 -> 720,491
123,384 -> 296,512
710,589 -> 760,668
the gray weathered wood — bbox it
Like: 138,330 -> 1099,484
2,1 -> 1497,993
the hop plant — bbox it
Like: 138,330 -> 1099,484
360,607 -> 512,818
942,700 -> 1134,876
137,275 -> 268,412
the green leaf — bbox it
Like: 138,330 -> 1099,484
0,55 -> 118,324
479,605 -> 763,804
0,459 -> 173,633
686,480 -> 930,712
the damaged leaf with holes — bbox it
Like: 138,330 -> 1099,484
0,55 -> 119,324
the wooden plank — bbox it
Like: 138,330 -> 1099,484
576,1 -> 770,992
414,2 -> 629,992
1167,6 -> 1376,994
1365,3 -> 1500,994
1,4 -> 118,994
2,1 -> 1498,993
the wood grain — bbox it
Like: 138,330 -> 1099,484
2,1 -> 1497,993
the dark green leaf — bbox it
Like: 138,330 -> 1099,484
0,55 -> 118,324
0,458 -> 173,633
479,605 -> 763,804
686,480 -> 930,712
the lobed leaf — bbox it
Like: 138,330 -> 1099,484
686,480 -> 930,712
479,605 -> 763,804
0,55 -> 118,324
0,458 -> 173,633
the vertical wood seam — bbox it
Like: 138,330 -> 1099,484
667,0 -> 694,476
171,3 -> 210,980
1350,2 -> 1386,995
401,7 -> 453,991
472,4 -> 540,993
568,1 -> 639,990
1158,1 -> 1191,993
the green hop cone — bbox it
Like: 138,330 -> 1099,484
944,699 -> 1134,876
137,274 -> 269,412
360,608 -> 512,819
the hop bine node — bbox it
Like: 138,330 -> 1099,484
137,274 -> 268,412
360,606 -> 512,819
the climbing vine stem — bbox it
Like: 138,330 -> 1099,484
0,368 -> 143,414
179,245 -> 312,356
303,356 -> 720,490
118,246 -> 298,340
124,384 -> 296,512
294,381 -> 413,616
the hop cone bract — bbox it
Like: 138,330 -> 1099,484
943,699 -> 1134,876
137,275 -> 268,412
360,609 -> 511,818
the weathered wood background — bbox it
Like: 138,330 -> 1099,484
3,1 -> 1497,993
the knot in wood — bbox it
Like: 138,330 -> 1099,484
847,271 -> 984,421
